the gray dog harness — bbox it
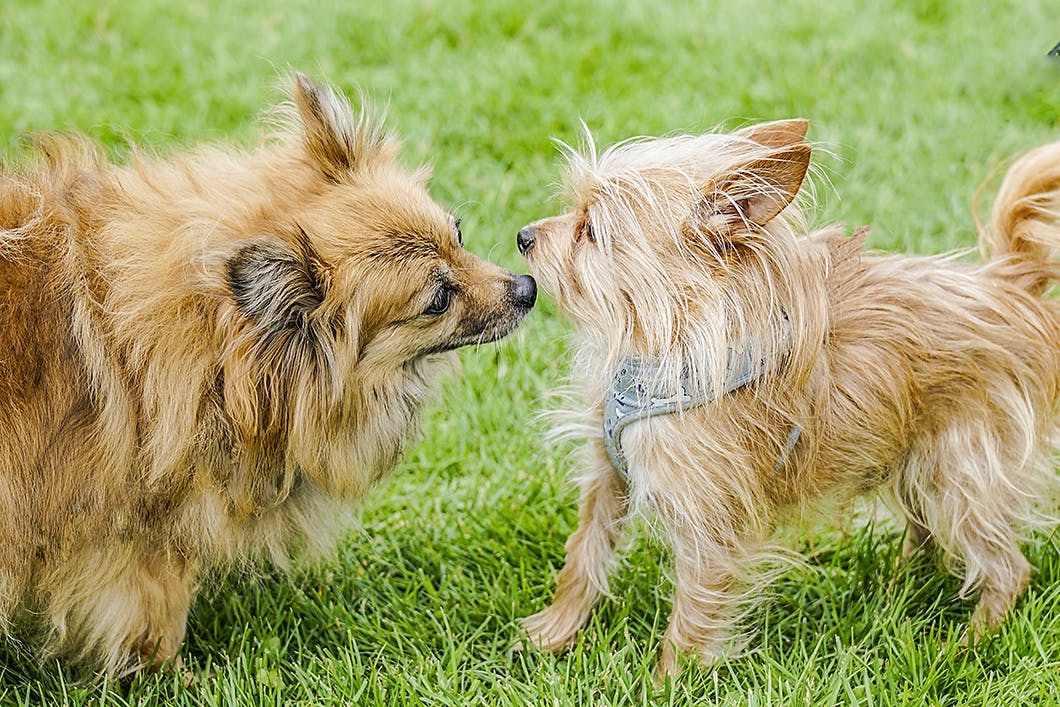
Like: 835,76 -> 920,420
602,315 -> 801,479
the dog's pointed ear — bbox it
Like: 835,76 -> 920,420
736,144 -> 812,224
735,119 -> 809,149
291,71 -> 396,181
226,234 -> 327,335
689,144 -> 812,237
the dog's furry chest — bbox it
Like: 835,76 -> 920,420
176,361 -> 442,564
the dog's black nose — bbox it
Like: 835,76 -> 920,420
517,226 -> 535,255
509,274 -> 537,309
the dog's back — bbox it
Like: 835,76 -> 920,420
812,139 -> 1060,480
803,142 -> 1060,637
0,146 -> 118,634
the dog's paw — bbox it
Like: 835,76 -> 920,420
654,646 -> 680,686
654,640 -> 720,685
517,606 -> 582,654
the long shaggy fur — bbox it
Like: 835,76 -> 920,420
0,72 -> 534,674
518,119 -> 1060,677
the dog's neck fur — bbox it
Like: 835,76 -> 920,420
575,224 -> 837,412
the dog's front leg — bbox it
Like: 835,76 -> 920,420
656,548 -> 741,679
653,489 -> 755,680
57,546 -> 198,674
520,438 -> 629,653
127,553 -> 199,673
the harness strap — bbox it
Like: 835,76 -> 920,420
601,314 -> 800,479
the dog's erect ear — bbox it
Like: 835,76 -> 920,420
735,119 -> 809,149
226,235 -> 327,335
690,145 -> 812,237
291,71 -> 395,181
733,145 -> 812,224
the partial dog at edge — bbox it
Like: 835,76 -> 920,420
517,119 -> 1060,677
0,71 -> 536,673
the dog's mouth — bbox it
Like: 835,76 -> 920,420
451,310 -> 531,351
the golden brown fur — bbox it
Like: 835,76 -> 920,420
517,121 -> 1060,677
0,72 -> 535,673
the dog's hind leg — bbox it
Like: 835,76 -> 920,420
898,486 -> 934,560
893,454 -> 937,560
520,439 -> 629,653
916,422 -> 1035,642
901,518 -> 933,559
965,540 -> 1031,643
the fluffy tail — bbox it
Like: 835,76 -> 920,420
980,139 -> 1060,295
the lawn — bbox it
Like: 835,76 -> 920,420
1,0 -> 1059,704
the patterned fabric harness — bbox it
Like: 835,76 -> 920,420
601,314 -> 801,480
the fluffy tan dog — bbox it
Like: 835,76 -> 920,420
517,120 -> 1060,676
0,72 -> 536,673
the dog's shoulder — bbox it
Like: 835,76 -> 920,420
806,225 -> 869,292
820,225 -> 869,262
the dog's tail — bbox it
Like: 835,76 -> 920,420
980,139 -> 1060,295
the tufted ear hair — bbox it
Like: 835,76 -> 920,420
735,119 -> 809,149
225,230 -> 328,338
290,70 -> 397,181
687,144 -> 812,239
220,231 -> 338,516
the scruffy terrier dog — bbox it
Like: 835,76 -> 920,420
0,72 -> 535,674
517,120 -> 1060,676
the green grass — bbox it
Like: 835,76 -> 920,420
2,0 -> 1059,704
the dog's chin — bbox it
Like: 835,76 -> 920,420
421,310 -> 531,356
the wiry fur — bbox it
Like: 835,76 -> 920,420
518,120 -> 1060,677
0,72 -> 535,674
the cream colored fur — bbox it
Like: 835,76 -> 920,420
519,121 -> 1060,677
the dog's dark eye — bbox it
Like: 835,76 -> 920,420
580,218 -> 596,244
424,285 -> 452,316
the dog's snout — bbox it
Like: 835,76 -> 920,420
517,226 -> 536,255
509,274 -> 537,309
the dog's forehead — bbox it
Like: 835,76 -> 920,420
605,133 -> 738,171
566,169 -> 696,230
352,173 -> 451,232
562,134 -> 761,232
566,133 -> 747,201
307,177 -> 455,260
